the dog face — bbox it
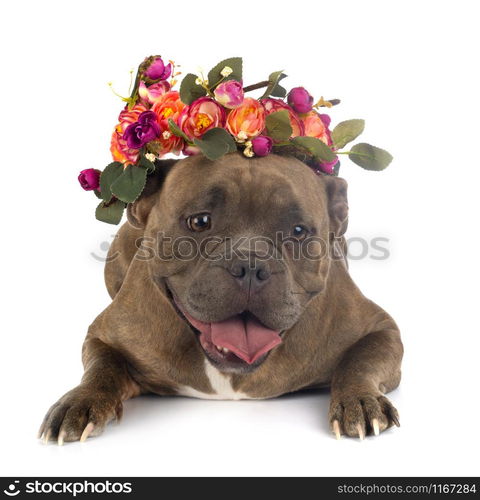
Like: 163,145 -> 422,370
129,153 -> 348,373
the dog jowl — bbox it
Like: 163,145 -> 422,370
39,153 -> 402,444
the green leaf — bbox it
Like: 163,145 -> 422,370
261,71 -> 287,99
332,119 -> 365,149
270,84 -> 287,98
95,199 -> 126,225
207,57 -> 242,89
138,154 -> 156,173
110,164 -> 148,203
180,73 -> 207,105
291,136 -> 336,163
193,128 -> 237,161
93,189 -> 102,199
349,143 -> 393,171
168,118 -> 191,142
265,110 -> 293,142
99,162 -> 124,202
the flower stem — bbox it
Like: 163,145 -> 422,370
199,81 -> 214,97
243,81 -> 270,92
128,69 -> 134,95
211,75 -> 226,90
336,150 -> 371,159
104,196 -> 118,208
107,82 -> 130,103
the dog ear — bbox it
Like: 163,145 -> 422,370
127,159 -> 178,229
323,176 -> 348,237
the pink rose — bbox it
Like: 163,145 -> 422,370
179,97 -> 226,139
287,87 -> 314,114
138,80 -> 171,105
251,136 -> 273,156
261,98 -> 304,138
78,168 -> 101,191
214,80 -> 244,109
144,56 -> 172,81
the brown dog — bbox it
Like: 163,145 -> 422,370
39,153 -> 402,444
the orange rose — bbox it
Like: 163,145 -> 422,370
110,103 -> 148,164
261,98 -> 304,138
151,91 -> 186,155
302,112 -> 332,145
226,97 -> 266,139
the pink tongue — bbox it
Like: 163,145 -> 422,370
211,316 -> 282,364
184,312 -> 282,364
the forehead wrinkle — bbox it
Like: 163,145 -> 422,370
232,168 -> 305,229
177,183 -> 230,214
162,155 -> 326,229
251,170 -> 302,211
249,169 -> 327,230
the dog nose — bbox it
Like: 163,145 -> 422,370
228,258 -> 271,290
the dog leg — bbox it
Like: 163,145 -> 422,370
328,329 -> 403,439
38,337 -> 140,445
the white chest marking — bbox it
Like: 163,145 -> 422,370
177,359 -> 253,400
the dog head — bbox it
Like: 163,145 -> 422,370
128,153 -> 348,373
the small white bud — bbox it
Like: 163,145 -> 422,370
145,153 -> 156,162
237,131 -> 248,141
220,66 -> 233,77
243,141 -> 254,157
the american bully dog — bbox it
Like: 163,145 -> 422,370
39,153 -> 402,444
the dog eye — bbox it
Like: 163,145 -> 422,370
187,213 -> 212,232
292,225 -> 309,241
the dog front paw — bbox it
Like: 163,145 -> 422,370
329,393 -> 400,440
38,385 -> 122,445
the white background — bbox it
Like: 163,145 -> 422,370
1,0 -> 479,477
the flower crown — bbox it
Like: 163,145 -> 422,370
78,55 -> 393,224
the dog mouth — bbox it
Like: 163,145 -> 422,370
166,285 -> 282,370
185,309 -> 282,367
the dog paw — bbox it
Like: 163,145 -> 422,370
38,385 -> 122,445
329,393 -> 400,440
